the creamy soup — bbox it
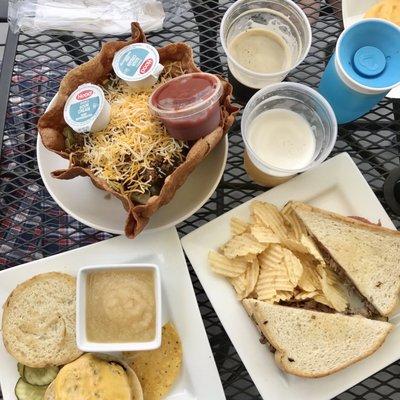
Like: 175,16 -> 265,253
86,269 -> 155,343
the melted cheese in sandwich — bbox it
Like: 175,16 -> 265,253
54,353 -> 131,400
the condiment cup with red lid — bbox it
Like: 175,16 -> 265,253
149,72 -> 223,141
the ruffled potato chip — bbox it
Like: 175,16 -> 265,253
230,258 -> 259,300
281,202 -> 294,216
298,264 -> 319,292
208,251 -> 247,277
246,258 -> 260,296
250,225 -> 280,244
255,283 -> 276,301
283,249 -> 303,287
258,244 -> 284,269
229,274 -> 247,299
300,235 -> 325,262
282,203 -> 307,240
314,293 -> 333,308
209,200 -> 352,314
251,201 -> 288,239
325,267 -> 342,286
257,264 -> 295,293
320,270 -> 348,312
223,233 -> 266,259
230,217 -> 249,236
281,238 -> 309,254
273,290 -> 294,302
244,253 -> 258,263
295,290 -> 319,300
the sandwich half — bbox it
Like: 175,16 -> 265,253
243,299 -> 392,378
291,202 -> 400,317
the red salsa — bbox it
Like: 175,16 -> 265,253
149,73 -> 222,140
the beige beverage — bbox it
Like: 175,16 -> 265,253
228,28 -> 291,74
244,108 -> 316,187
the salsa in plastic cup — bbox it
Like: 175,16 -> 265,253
149,73 -> 223,141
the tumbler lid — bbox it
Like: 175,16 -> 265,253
337,19 -> 400,91
353,46 -> 386,78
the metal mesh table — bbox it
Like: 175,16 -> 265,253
1,1 -> 400,398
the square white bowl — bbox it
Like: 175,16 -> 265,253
76,263 -> 162,352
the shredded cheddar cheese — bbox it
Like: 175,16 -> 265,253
73,64 -> 187,198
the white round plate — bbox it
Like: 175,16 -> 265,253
37,102 -> 228,234
341,0 -> 399,99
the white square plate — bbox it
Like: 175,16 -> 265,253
181,153 -> 399,400
0,228 -> 225,400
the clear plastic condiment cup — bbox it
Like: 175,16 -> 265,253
241,82 -> 337,187
220,0 -> 312,101
148,72 -> 223,141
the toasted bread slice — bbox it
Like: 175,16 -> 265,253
2,272 -> 82,368
243,299 -> 392,378
291,202 -> 400,316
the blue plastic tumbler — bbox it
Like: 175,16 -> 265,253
318,19 -> 400,124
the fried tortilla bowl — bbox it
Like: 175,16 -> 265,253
38,22 -> 237,238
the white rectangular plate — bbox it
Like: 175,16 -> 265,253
181,153 -> 399,400
0,228 -> 225,400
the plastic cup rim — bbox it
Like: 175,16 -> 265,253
241,82 -> 338,175
335,18 -> 400,93
220,0 -> 312,80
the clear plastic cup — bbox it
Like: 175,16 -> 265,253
241,82 -> 337,187
149,73 -> 223,141
220,0 -> 312,92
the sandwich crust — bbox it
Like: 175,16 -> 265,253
291,202 -> 399,238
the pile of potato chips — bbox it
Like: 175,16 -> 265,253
208,201 -> 348,312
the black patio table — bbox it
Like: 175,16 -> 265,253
1,1 -> 400,399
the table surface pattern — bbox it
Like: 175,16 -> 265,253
1,1 -> 400,399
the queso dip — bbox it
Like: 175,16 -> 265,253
86,269 -> 155,342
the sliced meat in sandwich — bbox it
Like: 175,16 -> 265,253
291,202 -> 400,317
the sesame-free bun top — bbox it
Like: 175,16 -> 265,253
2,272 -> 82,367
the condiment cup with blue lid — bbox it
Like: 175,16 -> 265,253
113,43 -> 164,89
64,83 -> 111,134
